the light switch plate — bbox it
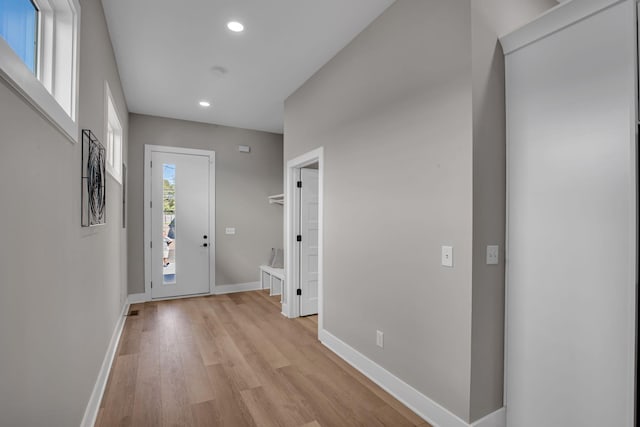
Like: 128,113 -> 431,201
487,245 -> 499,265
441,246 -> 453,267
225,227 -> 236,235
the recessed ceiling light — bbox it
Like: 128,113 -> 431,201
199,101 -> 211,107
227,21 -> 244,32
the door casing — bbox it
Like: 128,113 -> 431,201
284,147 -> 324,334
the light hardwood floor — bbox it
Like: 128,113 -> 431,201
96,290 -> 430,427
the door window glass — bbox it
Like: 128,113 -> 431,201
162,164 -> 176,284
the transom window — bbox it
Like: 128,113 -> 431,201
0,0 -> 80,142
0,0 -> 38,73
105,82 -> 123,183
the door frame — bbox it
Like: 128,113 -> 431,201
143,144 -> 216,301
284,147 -> 324,332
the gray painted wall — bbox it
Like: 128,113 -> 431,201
0,0 -> 129,425
284,0 -> 555,422
286,0 -> 475,419
127,114 -> 283,293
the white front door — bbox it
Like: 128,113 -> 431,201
150,149 -> 213,299
299,168 -> 319,316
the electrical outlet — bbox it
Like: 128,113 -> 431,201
225,227 -> 236,235
376,330 -> 384,348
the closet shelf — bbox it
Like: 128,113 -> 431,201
268,193 -> 284,205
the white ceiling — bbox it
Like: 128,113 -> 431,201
101,0 -> 395,134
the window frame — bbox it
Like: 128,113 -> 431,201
104,81 -> 123,184
0,0 -> 80,143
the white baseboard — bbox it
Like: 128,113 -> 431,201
471,407 -> 505,427
213,281 -> 261,295
80,301 -> 129,427
319,329 -> 505,427
127,292 -> 147,304
281,302 -> 290,318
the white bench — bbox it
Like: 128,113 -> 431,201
260,265 -> 285,299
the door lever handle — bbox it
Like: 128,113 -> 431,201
202,243 -> 208,248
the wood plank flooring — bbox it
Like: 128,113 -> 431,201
95,290 -> 430,427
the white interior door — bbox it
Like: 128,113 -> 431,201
150,150 -> 212,299
299,168 -> 319,316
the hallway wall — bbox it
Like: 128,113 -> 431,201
0,0 -> 129,426
284,0 -> 556,422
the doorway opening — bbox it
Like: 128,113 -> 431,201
144,145 -> 215,300
284,148 -> 324,335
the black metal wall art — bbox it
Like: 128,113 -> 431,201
81,129 -> 106,227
